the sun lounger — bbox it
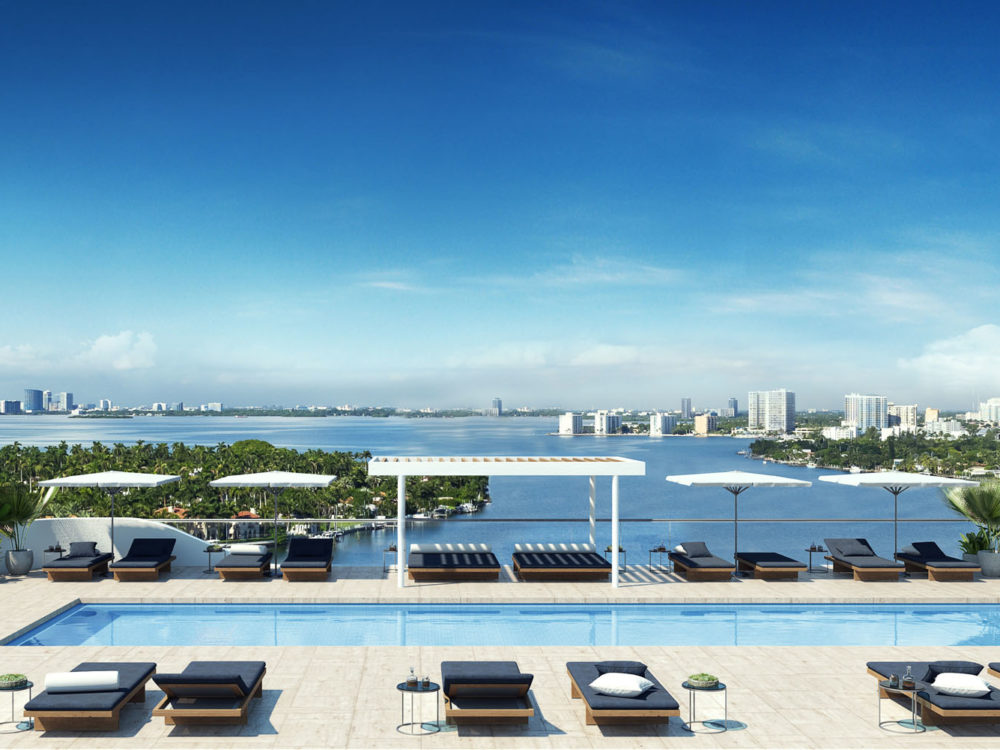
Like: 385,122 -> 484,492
824,538 -> 903,581
990,663 -> 1000,679
407,543 -> 500,581
280,537 -> 333,581
152,660 -> 266,725
668,542 -> 734,581
566,660 -> 680,725
23,661 -> 155,731
735,551 -> 806,580
216,545 -> 273,580
895,541 -> 981,581
511,543 -> 611,581
109,538 -> 176,581
42,542 -> 112,581
867,660 -> 1000,725
440,660 -> 534,722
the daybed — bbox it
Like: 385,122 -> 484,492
42,541 -> 112,581
440,660 -> 534,722
735,551 -> 807,580
824,537 -> 903,581
511,543 -> 611,581
668,542 -> 734,581
23,661 -> 156,731
152,660 -> 266,725
280,537 -> 333,581
216,544 -> 273,580
991,663 -> 1000,679
109,538 -> 177,581
867,659 -> 1000,725
895,541 -> 981,582
566,660 -> 679,725
407,543 -> 501,581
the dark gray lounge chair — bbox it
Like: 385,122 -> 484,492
735,551 -> 806,580
42,542 -> 113,581
991,663 -> 1000,679
280,537 -> 333,581
23,661 -> 155,731
824,538 -> 903,581
216,551 -> 273,580
511,543 -> 611,581
440,660 -> 534,722
152,660 -> 266,725
408,543 -> 501,581
109,538 -> 177,581
895,541 -> 981,581
566,660 -> 680,725
867,660 -> 1000,725
668,542 -> 734,581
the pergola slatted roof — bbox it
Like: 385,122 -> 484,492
368,456 -> 645,476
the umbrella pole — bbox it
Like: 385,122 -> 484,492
108,489 -> 117,562
272,489 -> 280,576
728,486 -> 746,579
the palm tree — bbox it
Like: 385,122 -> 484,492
945,481 -> 1000,552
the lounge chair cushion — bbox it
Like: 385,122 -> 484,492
678,541 -> 711,558
566,662 -> 678,712
110,557 -> 171,568
917,685 -> 1000,711
24,662 -> 155,713
286,538 -> 333,559
69,541 -> 98,557
669,552 -> 733,569
736,552 -> 805,568
44,552 -> 113,568
912,542 -> 947,558
512,550 -> 610,569
440,661 -> 533,696
280,558 -> 330,568
154,661 -> 266,697
124,538 -> 176,557
932,673 -> 990,697
595,661 -> 647,676
990,662 -> 1000,674
834,539 -> 872,557
836,555 -> 903,568
925,660 -> 985,681
412,543 -> 492,553
217,552 -> 272,568
409,551 -> 500,568
589,672 -> 653,698
896,553 -> 976,568
867,660 -> 983,683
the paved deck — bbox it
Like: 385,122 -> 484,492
1,565 -> 998,748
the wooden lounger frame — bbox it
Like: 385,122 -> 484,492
512,559 -> 609,581
868,668 -> 1000,726
26,675 -> 150,731
444,681 -> 534,723
825,556 -> 901,582
43,559 -> 110,582
568,668 -> 679,725
735,557 -> 804,581
281,563 -> 332,582
152,669 -> 265,725
217,561 -> 271,580
409,566 -> 500,581
670,557 -> 733,582
895,557 -> 980,582
112,556 -> 175,582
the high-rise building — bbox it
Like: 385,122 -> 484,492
650,413 -> 677,436
42,390 -> 52,411
887,403 -> 918,432
748,389 -> 796,433
593,410 -> 622,435
558,412 -> 583,435
693,413 -> 717,435
23,389 -> 43,412
680,398 -> 693,419
203,402 -> 223,412
723,397 -> 738,418
844,393 -> 888,431
0,400 -> 22,414
57,392 -> 74,411
98,398 -> 113,411
924,407 -> 940,423
486,397 -> 503,417
978,398 -> 1000,422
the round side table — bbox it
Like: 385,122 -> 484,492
0,680 -> 34,731
204,546 -> 223,574
878,680 -> 927,733
396,681 -> 440,735
682,680 -> 728,733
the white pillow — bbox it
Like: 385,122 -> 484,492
589,672 -> 654,698
46,671 -> 119,693
673,544 -> 686,554
228,544 -> 269,555
932,673 -> 991,697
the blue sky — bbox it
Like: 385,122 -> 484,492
2,1 -> 999,410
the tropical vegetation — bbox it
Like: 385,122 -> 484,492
0,484 -> 46,550
945,481 -> 1000,553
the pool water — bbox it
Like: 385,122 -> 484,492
9,603 -> 1000,647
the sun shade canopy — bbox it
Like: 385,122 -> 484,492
818,471 -> 977,490
209,471 -> 337,488
368,456 -> 646,476
39,470 -> 181,488
666,470 -> 811,488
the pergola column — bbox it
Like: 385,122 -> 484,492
397,474 -> 406,588
611,475 -> 620,588
588,475 -> 596,547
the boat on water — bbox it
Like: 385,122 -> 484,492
410,513 -> 430,520
430,505 -> 452,519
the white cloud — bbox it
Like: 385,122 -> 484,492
0,344 -> 45,372
75,331 -> 157,371
898,325 -> 1000,389
364,280 -> 420,291
511,255 -> 682,288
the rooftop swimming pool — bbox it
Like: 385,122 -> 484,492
9,602 -> 1000,647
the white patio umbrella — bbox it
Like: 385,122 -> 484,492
209,471 -> 336,573
665,471 -> 812,562
818,471 -> 978,556
39,470 -> 182,559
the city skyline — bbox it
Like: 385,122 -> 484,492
2,3 -> 999,408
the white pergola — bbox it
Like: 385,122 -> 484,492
367,456 -> 646,587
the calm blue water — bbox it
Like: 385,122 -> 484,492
0,415 -> 969,565
9,602 -> 1000,647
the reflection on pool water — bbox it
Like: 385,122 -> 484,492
9,602 -> 1000,647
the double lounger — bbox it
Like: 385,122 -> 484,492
109,538 -> 177,582
567,660 -> 679,725
867,659 -> 1000,725
407,543 -> 501,581
511,543 -> 611,581
23,661 -> 156,731
216,544 -> 274,580
42,541 -> 113,581
824,538 -> 904,581
280,537 -> 333,581
440,661 -> 534,722
668,542 -> 734,581
152,660 -> 266,725
895,541 -> 981,582
735,551 -> 807,580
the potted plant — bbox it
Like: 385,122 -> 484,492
958,530 -> 991,564
687,672 -> 719,688
945,482 -> 1000,577
0,673 -> 27,689
0,484 -> 45,576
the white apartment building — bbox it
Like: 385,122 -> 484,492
98,398 -> 112,411
822,425 -> 860,440
844,393 -> 888,431
887,403 -> 918,432
979,398 -> 1000,422
747,389 -> 795,433
650,412 -> 677,436
593,410 -> 622,435
925,419 -> 967,437
558,412 -> 583,435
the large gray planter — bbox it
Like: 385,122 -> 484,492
977,550 -> 1000,578
5,549 -> 33,576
